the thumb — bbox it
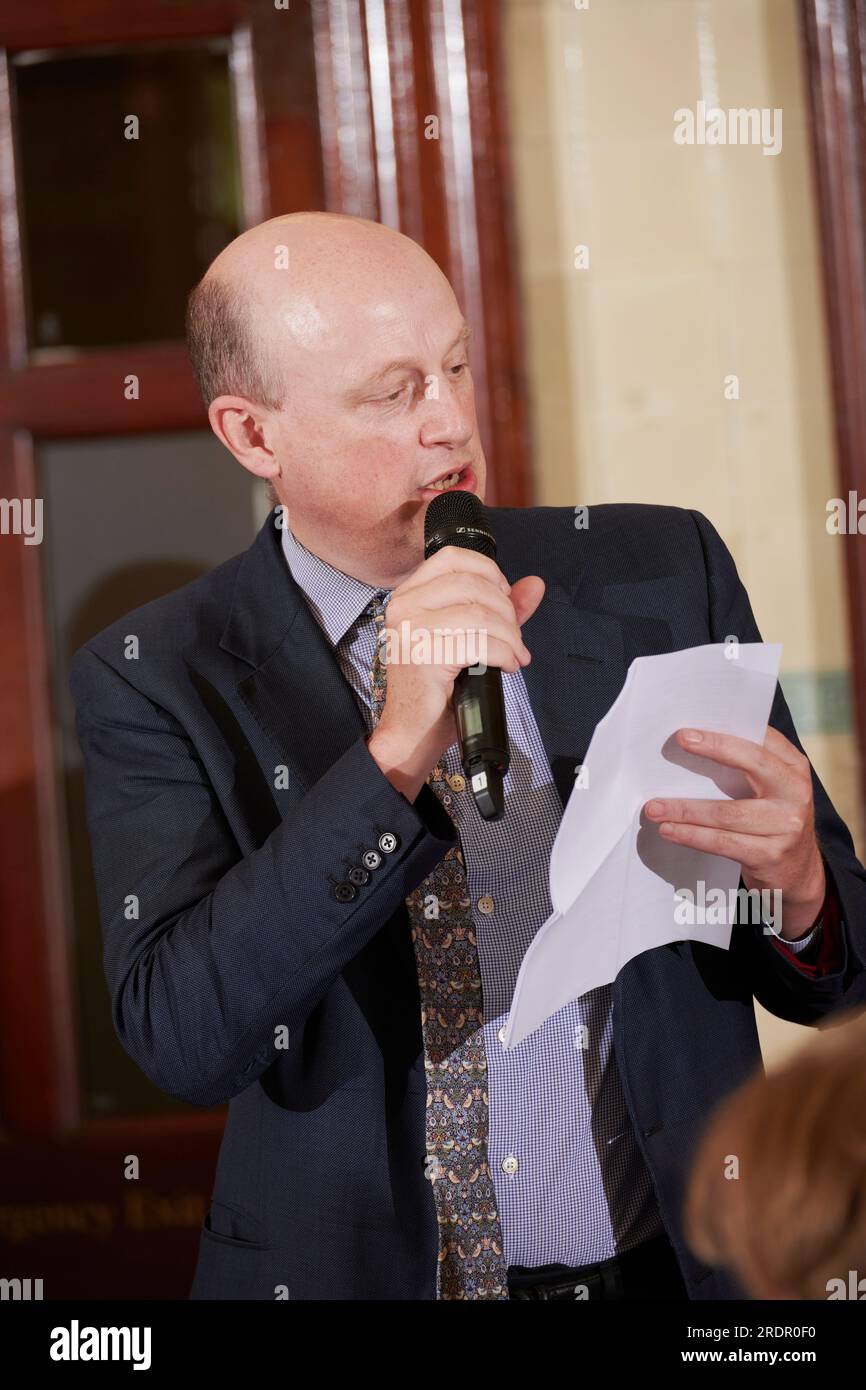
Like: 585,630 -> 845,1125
509,575 -> 546,627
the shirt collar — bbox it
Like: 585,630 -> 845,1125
281,523 -> 392,648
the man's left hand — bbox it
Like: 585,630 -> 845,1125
644,726 -> 826,940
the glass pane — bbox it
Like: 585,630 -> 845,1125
38,432 -> 261,1116
13,40 -> 242,352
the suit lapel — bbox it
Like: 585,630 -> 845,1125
493,507 -> 628,810
220,515 -> 367,799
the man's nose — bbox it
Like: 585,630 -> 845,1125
418,380 -> 473,449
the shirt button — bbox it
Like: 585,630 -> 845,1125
447,773 -> 466,793
501,1155 -> 519,1176
497,1025 -> 507,1044
477,895 -> 494,915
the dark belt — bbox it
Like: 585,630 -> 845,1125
507,1231 -> 684,1301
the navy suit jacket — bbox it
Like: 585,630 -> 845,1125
69,504 -> 866,1300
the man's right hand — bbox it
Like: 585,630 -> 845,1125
366,545 -> 545,801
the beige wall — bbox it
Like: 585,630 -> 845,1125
504,0 -> 860,1065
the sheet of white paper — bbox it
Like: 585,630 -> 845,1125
502,642 -> 782,1049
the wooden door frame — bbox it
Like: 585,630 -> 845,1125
800,0 -> 866,820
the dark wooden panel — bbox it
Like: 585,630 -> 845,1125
0,1 -> 241,51
461,0 -> 532,509
0,432 -> 79,1134
0,347 -> 207,436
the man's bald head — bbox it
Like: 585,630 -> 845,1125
185,212 -> 448,413
188,210 -> 486,588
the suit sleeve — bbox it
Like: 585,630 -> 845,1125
689,509 -> 866,1024
69,645 -> 457,1107
759,880 -> 845,976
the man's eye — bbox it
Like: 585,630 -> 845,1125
449,362 -> 468,377
380,383 -> 409,403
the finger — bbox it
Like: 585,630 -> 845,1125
464,634 -> 527,675
644,796 -> 790,837
396,571 -> 519,630
509,575 -> 545,626
433,632 -> 526,675
655,818 -> 774,868
412,602 -> 529,666
402,545 -> 512,598
675,727 -> 790,796
762,724 -> 808,769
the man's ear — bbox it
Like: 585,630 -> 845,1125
207,394 -> 280,483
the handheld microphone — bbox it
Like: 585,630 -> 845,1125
423,490 -> 509,821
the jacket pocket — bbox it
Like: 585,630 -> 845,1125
190,1220 -> 276,1300
202,1200 -> 271,1249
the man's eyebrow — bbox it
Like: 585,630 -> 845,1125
350,322 -> 471,395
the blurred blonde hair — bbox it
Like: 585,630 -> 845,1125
684,1008 -> 866,1299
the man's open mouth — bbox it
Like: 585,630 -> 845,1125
417,464 -> 475,496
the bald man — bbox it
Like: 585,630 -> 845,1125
71,212 -> 865,1302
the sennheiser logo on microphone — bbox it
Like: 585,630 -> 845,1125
425,521 -> 495,556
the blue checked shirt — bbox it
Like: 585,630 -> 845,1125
281,522 -> 820,1268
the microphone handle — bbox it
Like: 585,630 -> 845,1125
453,663 -> 509,821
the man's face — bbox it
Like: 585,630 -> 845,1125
265,261 -> 487,587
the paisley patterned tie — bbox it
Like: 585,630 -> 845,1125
366,593 -> 510,1300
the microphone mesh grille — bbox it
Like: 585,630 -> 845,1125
424,490 -> 495,558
